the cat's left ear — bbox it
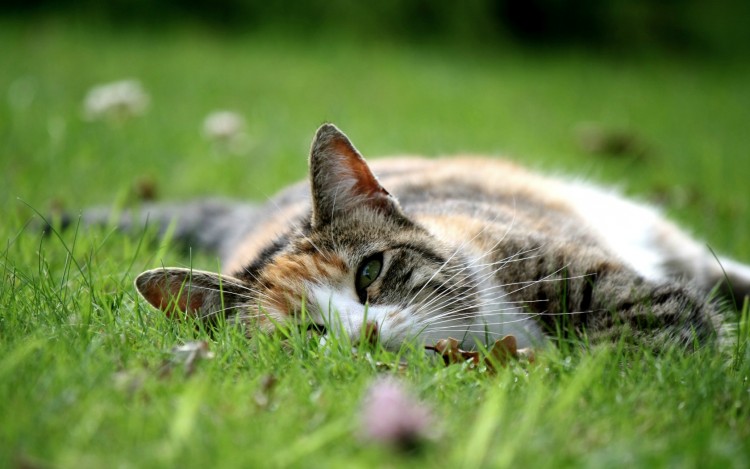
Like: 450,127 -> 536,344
309,124 -> 403,227
134,267 -> 246,321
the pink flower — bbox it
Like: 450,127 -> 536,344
360,378 -> 436,451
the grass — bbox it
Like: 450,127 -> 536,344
2,17 -> 750,467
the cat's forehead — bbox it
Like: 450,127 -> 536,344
236,208 -> 437,284
306,209 -> 423,253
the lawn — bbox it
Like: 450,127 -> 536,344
2,18 -> 750,467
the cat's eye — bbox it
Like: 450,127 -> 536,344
355,253 -> 383,302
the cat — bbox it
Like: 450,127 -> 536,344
108,124 -> 749,351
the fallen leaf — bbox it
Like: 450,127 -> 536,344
426,335 -> 535,373
112,370 -> 145,396
575,123 -> 648,159
425,337 -> 480,366
158,340 -> 215,378
485,335 -> 517,371
517,347 -> 536,363
132,175 -> 158,202
374,360 -> 410,374
253,374 -> 278,409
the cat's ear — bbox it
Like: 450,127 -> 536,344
309,124 -> 402,227
134,267 -> 246,320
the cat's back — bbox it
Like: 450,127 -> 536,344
371,156 -> 571,215
224,157 -> 606,274
378,156 -> 613,252
271,156 -> 571,217
371,157 -> 682,284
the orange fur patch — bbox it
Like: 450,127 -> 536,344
258,252 -> 349,318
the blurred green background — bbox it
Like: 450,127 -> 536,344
4,0 -> 750,51
2,0 -> 750,259
3,4 -> 750,467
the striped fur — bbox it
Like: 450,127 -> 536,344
134,124 -> 749,351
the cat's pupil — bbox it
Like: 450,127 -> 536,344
355,254 -> 383,302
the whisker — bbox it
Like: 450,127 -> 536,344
441,248 -> 543,273
405,203 -> 518,308
418,307 -> 534,328
411,256 -> 537,319
503,270 -> 593,296
419,296 -> 539,322
420,299 -> 550,325
173,283 -> 273,304
424,309 -> 599,331
412,244 -> 543,316
420,269 -> 594,326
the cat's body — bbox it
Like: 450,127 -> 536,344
130,125 -> 748,351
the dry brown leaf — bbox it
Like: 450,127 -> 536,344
517,347 -> 536,363
253,374 -> 278,409
486,334 -> 517,371
425,337 -> 480,366
112,370 -> 146,395
158,340 -> 215,378
426,335 -> 535,372
375,360 -> 410,374
132,175 -> 158,202
575,123 -> 647,159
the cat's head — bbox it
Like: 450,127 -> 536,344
135,124 -> 480,350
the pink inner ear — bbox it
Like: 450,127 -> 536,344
332,139 -> 390,199
141,278 -> 204,318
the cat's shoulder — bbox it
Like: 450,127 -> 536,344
368,155 -> 532,177
367,156 -> 682,283
368,155 -> 573,206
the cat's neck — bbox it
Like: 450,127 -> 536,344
415,213 -> 548,348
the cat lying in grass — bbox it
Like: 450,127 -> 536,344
95,124 -> 748,351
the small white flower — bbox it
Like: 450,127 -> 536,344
84,79 -> 149,121
202,110 -> 246,142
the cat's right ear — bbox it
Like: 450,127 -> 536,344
134,267 -> 246,320
309,124 -> 403,227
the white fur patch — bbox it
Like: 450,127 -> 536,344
309,284 -> 395,345
463,254 -> 547,349
564,183 -> 670,282
308,258 -> 548,350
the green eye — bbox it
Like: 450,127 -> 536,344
355,253 -> 383,302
